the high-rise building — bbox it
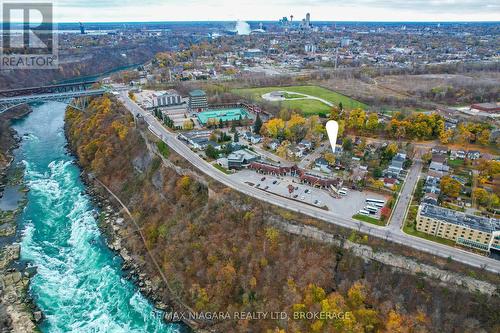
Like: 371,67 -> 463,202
188,90 -> 208,112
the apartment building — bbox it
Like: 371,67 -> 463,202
416,203 -> 500,252
188,89 -> 208,112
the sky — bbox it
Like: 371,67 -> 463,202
6,0 -> 500,22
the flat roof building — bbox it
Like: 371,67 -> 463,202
153,90 -> 182,108
416,203 -> 500,252
227,149 -> 260,169
188,89 -> 208,112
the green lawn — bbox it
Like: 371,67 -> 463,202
447,158 -> 464,168
156,141 -> 170,158
213,163 -> 231,174
403,223 -> 456,247
353,214 -> 386,226
233,85 -> 368,115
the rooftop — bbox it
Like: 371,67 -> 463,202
227,149 -> 260,162
420,203 -> 500,234
189,89 -> 206,97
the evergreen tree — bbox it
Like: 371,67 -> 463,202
253,114 -> 263,134
205,145 -> 219,159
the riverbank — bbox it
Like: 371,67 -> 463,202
0,106 -> 39,333
82,176 -> 192,333
65,136 -> 192,332
62,107 -> 190,331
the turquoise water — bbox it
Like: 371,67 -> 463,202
197,108 -> 250,125
13,101 -> 179,333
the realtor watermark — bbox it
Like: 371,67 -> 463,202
163,311 -> 353,322
0,1 -> 58,69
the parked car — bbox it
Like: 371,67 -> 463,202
261,177 -> 266,181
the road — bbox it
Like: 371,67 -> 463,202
387,160 -> 423,232
262,91 -> 333,107
298,144 -> 328,169
118,91 -> 500,274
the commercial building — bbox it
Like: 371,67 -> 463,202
188,90 -> 208,112
153,90 -> 182,108
416,203 -> 500,252
248,161 -> 343,189
470,102 -> 500,114
243,49 -> 265,59
178,130 -> 212,150
226,149 -> 261,169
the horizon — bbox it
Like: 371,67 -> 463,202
2,0 -> 499,23
4,20 -> 500,25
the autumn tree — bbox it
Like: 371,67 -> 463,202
440,176 -> 461,198
365,113 -> 379,131
262,118 -> 286,139
324,152 -> 336,165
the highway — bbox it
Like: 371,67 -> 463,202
118,91 -> 500,274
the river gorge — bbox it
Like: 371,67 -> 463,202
5,101 -> 179,332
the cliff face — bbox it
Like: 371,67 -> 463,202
0,41 -> 164,89
65,95 -> 500,333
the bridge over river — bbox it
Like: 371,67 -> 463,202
0,81 -> 106,113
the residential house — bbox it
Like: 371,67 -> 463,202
268,140 -> 279,151
386,152 -> 407,178
249,134 -> 262,144
314,157 -> 331,173
450,150 -> 466,159
432,146 -> 449,155
422,192 -> 439,205
429,161 -> 450,173
383,177 -> 398,189
467,150 -> 481,160
299,139 -> 313,151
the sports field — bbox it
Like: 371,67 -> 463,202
233,85 -> 368,115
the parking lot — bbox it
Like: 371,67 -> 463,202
230,169 -> 388,218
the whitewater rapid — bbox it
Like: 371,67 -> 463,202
13,102 -> 179,333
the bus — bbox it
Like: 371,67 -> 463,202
365,206 -> 379,214
358,209 -> 370,216
366,198 -> 385,206
372,202 -> 385,208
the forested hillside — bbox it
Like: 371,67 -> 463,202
65,95 -> 500,333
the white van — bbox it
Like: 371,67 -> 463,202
339,190 -> 347,196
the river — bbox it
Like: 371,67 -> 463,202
12,101 -> 179,333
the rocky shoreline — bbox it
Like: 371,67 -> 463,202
0,106 -> 41,333
63,132 -> 193,333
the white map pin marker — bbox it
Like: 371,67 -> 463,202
326,120 -> 339,154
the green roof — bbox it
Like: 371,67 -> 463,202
189,89 -> 206,97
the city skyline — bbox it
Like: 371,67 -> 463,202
5,0 -> 498,23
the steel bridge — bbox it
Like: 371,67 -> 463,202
0,81 -> 106,113
0,81 -> 98,98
